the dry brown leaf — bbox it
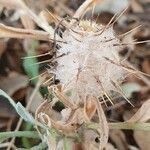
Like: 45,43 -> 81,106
0,23 -> 51,41
26,87 -> 44,113
105,143 -> 117,150
127,99 -> 150,149
20,15 -> 35,29
122,27 -> 137,52
39,10 -> 69,27
84,96 -> 97,120
142,59 -> 150,75
1,38 -> 25,73
0,72 -> 28,96
0,0 -> 35,29
134,131 -> 150,150
0,96 -> 17,118
95,97 -> 109,149
130,0 -> 144,13
123,109 -> 136,121
127,99 -> 150,123
0,0 -> 56,38
81,106 -> 117,150
39,10 -> 60,25
0,40 -> 6,58
24,0 -> 50,12
0,0 -> 26,9
109,130 -> 128,150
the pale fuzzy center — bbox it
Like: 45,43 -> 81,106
55,20 -> 126,100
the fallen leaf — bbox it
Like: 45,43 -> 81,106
94,97 -> 109,149
134,131 -> 150,150
26,87 -> 44,113
0,24 -> 51,41
0,96 -> 17,118
130,0 -> 144,13
84,96 -> 97,120
127,99 -> 150,149
109,130 -> 128,150
39,10 -> 69,27
123,109 -> 136,121
0,0 -> 55,36
127,99 -> 150,122
105,143 -> 117,150
0,72 -> 28,96
39,10 -> 60,25
20,15 -> 35,29
122,28 -> 136,52
142,59 -> 150,75
3,38 -> 25,73
0,40 -> 6,58
0,0 -> 26,9
12,88 -> 28,101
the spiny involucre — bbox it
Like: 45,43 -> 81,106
54,20 -> 126,101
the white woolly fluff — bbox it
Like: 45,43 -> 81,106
54,20 -> 126,100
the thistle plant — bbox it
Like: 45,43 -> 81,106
55,20 -> 126,101
0,0 -> 150,149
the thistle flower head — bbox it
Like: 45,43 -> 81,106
54,20 -> 126,101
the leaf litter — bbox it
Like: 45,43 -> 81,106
0,0 -> 149,149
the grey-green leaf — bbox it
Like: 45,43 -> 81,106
16,102 -> 35,124
23,40 -> 39,84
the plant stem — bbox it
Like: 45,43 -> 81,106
0,131 -> 40,139
109,122 -> 150,131
87,122 -> 150,131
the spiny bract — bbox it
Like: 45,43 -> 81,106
55,20 -> 126,101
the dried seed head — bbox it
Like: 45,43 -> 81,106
54,20 -> 126,101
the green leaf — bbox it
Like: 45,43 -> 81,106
0,89 -> 47,131
0,89 -> 38,126
0,89 -> 35,125
39,86 -> 49,97
15,102 -> 46,129
16,102 -> 35,124
23,40 -> 39,84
